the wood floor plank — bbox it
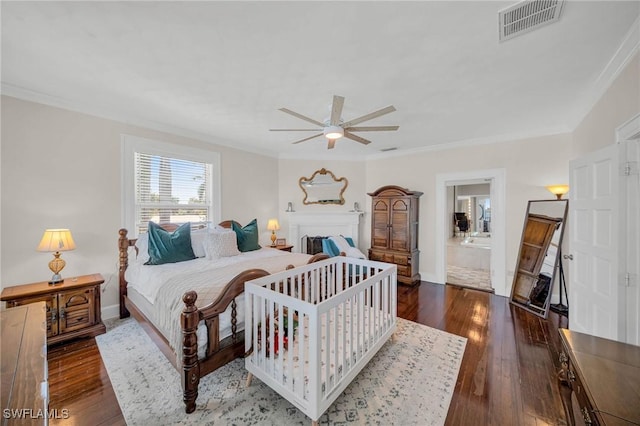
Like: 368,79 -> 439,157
46,281 -> 568,425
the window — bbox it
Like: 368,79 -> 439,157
122,135 -> 221,235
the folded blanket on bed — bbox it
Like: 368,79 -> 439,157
329,236 -> 366,259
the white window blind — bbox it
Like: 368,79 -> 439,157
134,152 -> 212,233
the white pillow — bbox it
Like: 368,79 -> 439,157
190,228 -> 209,258
203,231 -> 241,259
134,233 -> 150,264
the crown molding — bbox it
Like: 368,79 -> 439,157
1,83 -> 278,159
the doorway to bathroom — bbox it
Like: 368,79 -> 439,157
447,183 -> 493,292
435,168 -> 507,297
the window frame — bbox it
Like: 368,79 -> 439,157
121,134 -> 221,236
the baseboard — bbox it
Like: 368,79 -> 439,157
421,271 -> 440,284
102,303 -> 120,320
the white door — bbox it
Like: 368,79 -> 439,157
569,144 -> 621,340
620,132 -> 640,345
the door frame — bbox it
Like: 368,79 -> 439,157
616,113 -> 640,345
435,168 -> 507,296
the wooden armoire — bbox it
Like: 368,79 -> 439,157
368,185 -> 423,285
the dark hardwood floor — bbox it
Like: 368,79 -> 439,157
47,282 -> 569,425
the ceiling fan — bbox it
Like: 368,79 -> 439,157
270,95 -> 399,149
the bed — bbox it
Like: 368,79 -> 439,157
244,256 -> 397,425
117,220 -> 329,413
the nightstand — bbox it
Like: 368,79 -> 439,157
274,244 -> 294,252
0,273 -> 106,345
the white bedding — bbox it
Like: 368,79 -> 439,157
125,247 -> 314,360
126,247 -> 302,304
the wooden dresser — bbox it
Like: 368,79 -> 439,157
1,273 -> 106,345
558,328 -> 640,425
368,185 -> 422,285
1,302 -> 49,425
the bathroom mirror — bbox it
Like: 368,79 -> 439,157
510,199 -> 568,318
299,168 -> 348,205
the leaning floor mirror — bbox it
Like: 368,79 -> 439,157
510,199 -> 568,318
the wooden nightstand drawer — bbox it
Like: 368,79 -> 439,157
1,274 -> 106,345
60,288 -> 96,333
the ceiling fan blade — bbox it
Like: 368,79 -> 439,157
270,128 -> 323,131
345,125 -> 399,132
291,133 -> 324,144
279,108 -> 324,127
330,95 -> 345,126
342,105 -> 396,127
327,139 -> 336,149
344,131 -> 372,145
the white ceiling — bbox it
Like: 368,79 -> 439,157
2,1 -> 639,160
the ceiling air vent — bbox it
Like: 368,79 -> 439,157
499,0 -> 565,42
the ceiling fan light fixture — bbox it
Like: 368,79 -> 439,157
323,125 -> 344,140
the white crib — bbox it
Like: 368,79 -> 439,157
245,256 -> 397,425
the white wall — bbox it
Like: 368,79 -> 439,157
365,133 -> 572,288
1,96 -> 279,317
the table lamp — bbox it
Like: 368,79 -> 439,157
546,184 -> 570,200
266,219 -> 280,247
37,229 -> 76,284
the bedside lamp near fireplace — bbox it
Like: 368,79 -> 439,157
267,219 -> 280,247
37,229 -> 76,284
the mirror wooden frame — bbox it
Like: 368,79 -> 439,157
299,168 -> 348,205
509,199 -> 568,318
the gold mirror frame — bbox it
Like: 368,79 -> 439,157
299,168 -> 348,205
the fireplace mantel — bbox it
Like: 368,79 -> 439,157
286,211 -> 363,252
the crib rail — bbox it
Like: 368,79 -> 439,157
245,256 -> 397,422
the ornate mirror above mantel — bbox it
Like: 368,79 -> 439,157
299,168 -> 348,205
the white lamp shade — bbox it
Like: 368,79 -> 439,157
545,184 -> 570,199
266,219 -> 280,231
37,229 -> 76,252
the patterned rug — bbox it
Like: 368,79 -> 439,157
96,317 -> 466,425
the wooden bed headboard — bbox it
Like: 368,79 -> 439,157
117,221 -> 239,319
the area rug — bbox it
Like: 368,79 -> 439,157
96,317 -> 466,425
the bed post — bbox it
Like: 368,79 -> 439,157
118,228 -> 131,319
181,291 -> 200,414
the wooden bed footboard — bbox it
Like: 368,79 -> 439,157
118,223 -> 330,414
181,268 -> 270,413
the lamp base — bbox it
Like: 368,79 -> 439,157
48,276 -> 64,285
271,231 -> 277,247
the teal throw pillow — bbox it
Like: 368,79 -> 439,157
232,219 -> 261,252
145,222 -> 196,265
